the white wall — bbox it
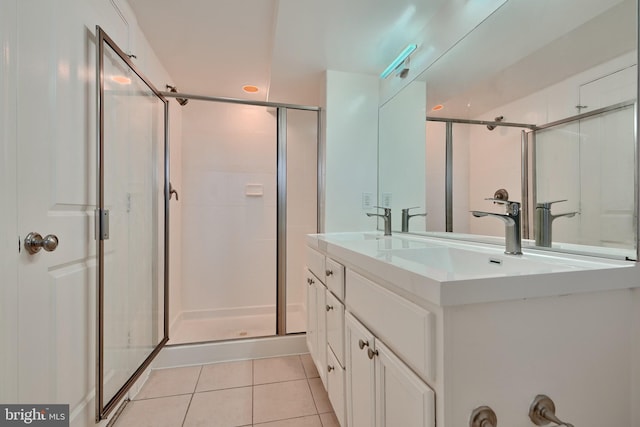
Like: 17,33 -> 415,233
379,80 -> 427,232
324,70 -> 379,232
0,0 -> 19,404
286,109 -> 318,331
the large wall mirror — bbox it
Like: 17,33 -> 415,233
379,0 -> 638,260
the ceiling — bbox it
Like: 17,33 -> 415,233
127,0 -> 448,106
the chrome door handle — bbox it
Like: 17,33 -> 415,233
24,232 -> 59,254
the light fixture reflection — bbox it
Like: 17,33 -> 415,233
243,85 -> 259,93
380,44 -> 417,79
111,75 -> 131,85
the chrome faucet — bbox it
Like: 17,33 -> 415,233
367,207 -> 392,236
472,198 -> 522,255
535,200 -> 577,247
401,207 -> 427,232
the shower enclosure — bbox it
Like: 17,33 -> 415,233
165,94 -> 320,345
95,26 -> 320,420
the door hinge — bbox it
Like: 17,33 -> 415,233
95,208 -> 110,240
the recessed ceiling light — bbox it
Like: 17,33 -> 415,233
432,104 -> 444,111
111,75 -> 131,85
243,85 -> 259,93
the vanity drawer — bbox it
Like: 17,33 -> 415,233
306,247 -> 325,283
326,290 -> 345,367
325,257 -> 345,300
346,270 -> 435,382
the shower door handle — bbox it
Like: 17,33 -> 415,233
169,182 -> 179,201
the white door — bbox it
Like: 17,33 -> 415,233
345,312 -> 376,427
375,341 -> 435,427
578,66 -> 636,249
14,0 -> 102,420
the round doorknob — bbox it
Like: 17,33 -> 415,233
24,232 -> 59,254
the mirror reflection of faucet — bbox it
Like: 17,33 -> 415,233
401,207 -> 427,232
471,198 -> 522,255
535,200 -> 578,247
366,206 -> 392,236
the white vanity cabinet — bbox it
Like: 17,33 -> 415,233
306,246 -> 347,425
307,233 -> 639,427
344,280 -> 436,427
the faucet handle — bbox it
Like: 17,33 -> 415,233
484,198 -> 519,205
536,199 -> 568,209
402,206 -> 421,212
485,198 -> 520,216
372,206 -> 392,215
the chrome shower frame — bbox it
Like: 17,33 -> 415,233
160,90 -> 323,338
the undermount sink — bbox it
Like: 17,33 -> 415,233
383,246 -> 612,279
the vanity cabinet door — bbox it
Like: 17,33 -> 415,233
305,270 -> 318,362
326,290 -> 345,367
315,280 -> 328,387
375,340 -> 435,427
327,347 -> 346,427
306,271 -> 327,386
345,312 -> 375,427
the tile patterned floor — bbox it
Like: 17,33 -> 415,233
113,354 -> 339,427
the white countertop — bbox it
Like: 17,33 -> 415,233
307,232 -> 639,306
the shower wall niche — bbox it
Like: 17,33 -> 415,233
169,98 -> 318,344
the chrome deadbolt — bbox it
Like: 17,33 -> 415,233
24,232 -> 59,254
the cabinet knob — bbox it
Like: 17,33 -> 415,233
326,269 -> 333,276
326,305 -> 334,312
367,348 -> 378,360
327,365 -> 335,372
358,339 -> 369,350
307,277 -> 315,285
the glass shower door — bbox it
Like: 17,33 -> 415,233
96,27 -> 168,420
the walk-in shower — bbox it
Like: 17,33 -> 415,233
163,92 -> 320,345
